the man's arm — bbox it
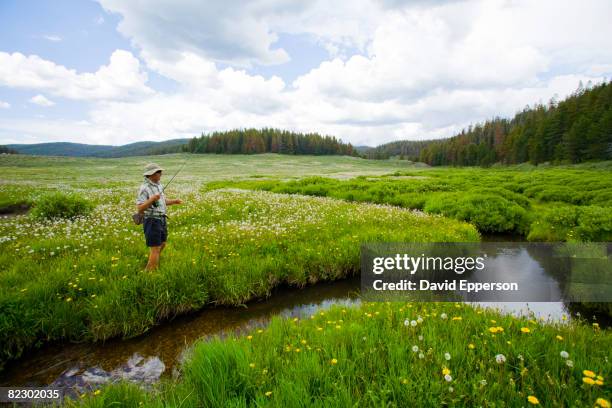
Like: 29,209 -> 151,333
165,198 -> 183,206
137,193 -> 161,213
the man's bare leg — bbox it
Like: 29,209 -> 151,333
146,246 -> 161,271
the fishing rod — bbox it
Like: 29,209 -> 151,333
162,154 -> 191,193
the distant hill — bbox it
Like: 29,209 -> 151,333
7,139 -> 189,158
353,145 -> 373,154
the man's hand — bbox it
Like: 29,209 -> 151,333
167,198 -> 182,205
150,193 -> 161,203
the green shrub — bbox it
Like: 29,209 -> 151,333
31,191 -> 94,219
527,206 -> 578,241
575,206 -> 612,241
588,190 -> 612,206
527,205 -> 612,242
535,186 -> 584,204
424,193 -> 529,233
468,187 -> 531,208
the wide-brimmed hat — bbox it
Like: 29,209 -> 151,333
143,163 -> 165,176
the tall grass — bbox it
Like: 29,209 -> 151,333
0,188 -> 478,368
69,302 -> 611,407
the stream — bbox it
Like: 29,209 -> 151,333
1,237 -> 606,393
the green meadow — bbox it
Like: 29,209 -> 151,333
205,161 -> 612,241
0,154 -> 610,407
0,154 -> 475,369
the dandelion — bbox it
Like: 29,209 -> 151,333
584,370 -> 596,378
246,335 -> 253,340
66,297 -> 73,302
448,386 -> 454,392
411,320 -> 417,327
404,319 -> 410,326
595,379 -> 604,386
265,391 -> 272,397
93,390 -> 101,395
495,354 -> 506,364
331,358 -> 338,365
444,374 -> 452,382
595,398 -> 610,408
520,327 -> 531,333
249,363 -> 256,368
468,343 -> 475,350
418,353 -> 424,359
527,395 -> 540,405
566,360 -> 574,368
444,352 -> 451,361
479,379 -> 487,386
412,345 -> 419,353
452,316 -> 462,321
418,335 -> 423,341
583,377 -> 596,385
417,316 -> 423,324
560,351 -> 569,359
440,313 -> 448,320
442,367 -> 451,376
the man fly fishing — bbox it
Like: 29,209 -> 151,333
136,162 -> 184,271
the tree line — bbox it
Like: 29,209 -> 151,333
0,146 -> 17,154
370,81 -> 612,166
183,128 -> 355,156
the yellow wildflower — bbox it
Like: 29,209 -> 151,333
595,398 -> 610,408
442,367 -> 451,376
583,377 -> 596,385
527,395 -> 539,405
331,358 -> 338,365
265,391 -> 272,397
584,370 -> 596,378
556,335 -> 563,341
520,327 -> 531,333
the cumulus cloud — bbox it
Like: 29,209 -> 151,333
2,0 -> 612,146
0,100 -> 10,109
30,94 -> 55,107
0,50 -> 152,101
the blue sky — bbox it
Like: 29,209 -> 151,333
1,0 -> 611,146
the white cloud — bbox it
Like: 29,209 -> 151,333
0,50 -> 152,101
29,94 -> 55,107
42,34 -> 62,42
2,0 -> 612,147
0,100 -> 10,109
